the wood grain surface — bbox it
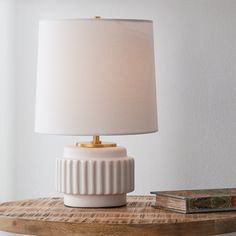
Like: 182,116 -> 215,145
1,196 -> 236,235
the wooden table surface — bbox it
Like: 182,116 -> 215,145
1,196 -> 236,235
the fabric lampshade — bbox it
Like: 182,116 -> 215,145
35,19 -> 157,135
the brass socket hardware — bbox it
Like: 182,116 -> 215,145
79,135 -> 117,148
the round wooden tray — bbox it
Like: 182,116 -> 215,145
1,196 -> 236,235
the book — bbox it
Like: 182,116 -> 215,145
151,188 -> 236,213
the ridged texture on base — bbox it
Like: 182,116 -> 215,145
56,158 -> 134,195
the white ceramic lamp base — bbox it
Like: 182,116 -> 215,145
56,145 -> 134,207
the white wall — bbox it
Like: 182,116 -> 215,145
1,0 -> 236,235
0,0 -> 15,202
0,1 -> 16,235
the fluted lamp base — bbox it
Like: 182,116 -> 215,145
56,138 -> 134,208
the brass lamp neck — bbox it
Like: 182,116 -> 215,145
79,135 -> 117,148
92,135 -> 102,145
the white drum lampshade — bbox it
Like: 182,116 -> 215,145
35,18 -> 157,207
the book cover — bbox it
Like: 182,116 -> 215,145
151,188 -> 236,213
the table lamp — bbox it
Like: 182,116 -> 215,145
35,18 -> 157,207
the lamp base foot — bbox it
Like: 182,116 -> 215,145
64,193 -> 126,208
